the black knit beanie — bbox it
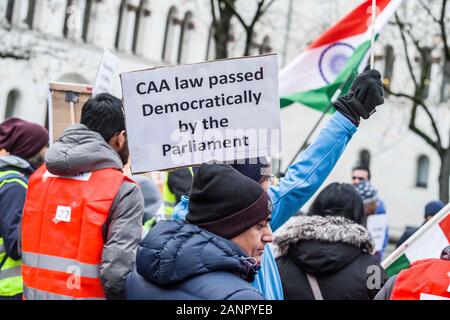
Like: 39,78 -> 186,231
186,163 -> 272,239
229,157 -> 270,182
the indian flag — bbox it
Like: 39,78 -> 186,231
280,0 -> 404,112
382,203 -> 450,277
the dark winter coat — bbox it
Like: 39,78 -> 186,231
0,155 -> 34,260
274,215 -> 388,300
126,220 -> 264,300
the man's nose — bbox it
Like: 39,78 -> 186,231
262,225 -> 274,243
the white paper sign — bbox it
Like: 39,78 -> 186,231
55,205 -> 72,223
367,214 -> 388,252
120,54 -> 281,173
44,171 -> 92,181
93,48 -> 119,96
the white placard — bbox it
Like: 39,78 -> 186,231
93,48 -> 119,96
367,214 -> 388,252
120,54 -> 281,173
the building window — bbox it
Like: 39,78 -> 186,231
24,0 -> 37,28
81,0 -> 92,42
177,11 -> 194,64
5,89 -> 21,119
162,6 -> 178,62
421,47 -> 432,99
416,155 -> 430,188
441,61 -> 450,103
357,149 -> 371,169
132,0 -> 150,54
205,24 -> 214,60
259,36 -> 272,54
5,0 -> 14,24
115,0 -> 125,49
63,0 -> 75,38
384,45 -> 395,95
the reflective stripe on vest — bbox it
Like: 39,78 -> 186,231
22,252 -> 100,278
0,238 -> 23,296
23,285 -> 104,300
162,167 -> 194,219
0,170 -> 26,296
391,259 -> 450,300
21,165 -> 127,300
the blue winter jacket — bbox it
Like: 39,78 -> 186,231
126,220 -> 264,300
173,112 -> 357,299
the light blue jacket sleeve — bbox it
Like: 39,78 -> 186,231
269,112 -> 357,232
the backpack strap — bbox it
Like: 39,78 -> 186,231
306,273 -> 324,300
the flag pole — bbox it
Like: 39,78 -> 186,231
370,0 -> 377,69
281,69 -> 357,175
381,202 -> 450,269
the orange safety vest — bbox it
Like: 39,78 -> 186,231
391,258 -> 450,300
21,165 -> 130,300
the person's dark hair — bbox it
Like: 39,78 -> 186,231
440,245 -> 450,261
308,182 -> 366,226
80,93 -> 125,142
352,165 -> 371,180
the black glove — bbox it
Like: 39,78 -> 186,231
333,69 -> 384,126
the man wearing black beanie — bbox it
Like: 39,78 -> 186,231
126,163 -> 273,300
170,69 -> 386,300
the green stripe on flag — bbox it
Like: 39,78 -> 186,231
386,253 -> 410,277
280,40 -> 371,111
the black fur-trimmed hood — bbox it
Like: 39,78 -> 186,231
273,215 -> 375,258
273,216 -> 376,276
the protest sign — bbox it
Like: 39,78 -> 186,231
367,214 -> 388,252
120,54 -> 281,173
93,48 -> 119,96
48,82 -> 92,143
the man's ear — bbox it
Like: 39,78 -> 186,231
0,149 -> 10,156
108,131 -> 126,151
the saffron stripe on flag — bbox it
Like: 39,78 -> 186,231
308,0 -> 391,49
280,40 -> 371,109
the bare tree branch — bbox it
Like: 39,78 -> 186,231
418,0 -> 439,23
439,0 -> 449,61
395,13 -> 418,88
386,87 -> 444,153
222,0 -> 249,31
248,0 -> 266,32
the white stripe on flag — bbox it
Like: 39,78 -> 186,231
420,293 -> 450,300
404,221 -> 449,263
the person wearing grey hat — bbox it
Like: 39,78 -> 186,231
126,163 -> 273,300
355,179 -> 378,217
